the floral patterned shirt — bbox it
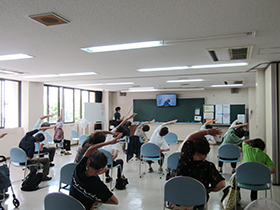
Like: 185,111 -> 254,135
177,141 -> 224,191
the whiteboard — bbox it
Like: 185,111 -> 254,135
84,103 -> 105,122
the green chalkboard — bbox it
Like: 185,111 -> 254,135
133,98 -> 205,123
230,104 -> 246,123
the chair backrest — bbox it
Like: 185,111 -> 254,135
119,136 -> 127,143
71,129 -> 79,138
59,163 -> 77,187
140,143 -> 161,157
244,198 -> 280,210
79,134 -> 88,145
46,132 -> 52,143
98,149 -> 113,166
34,142 -> 40,153
164,132 -> 178,144
44,192 -> 85,210
10,147 -> 27,163
167,152 -> 181,170
218,143 -> 240,159
236,162 -> 271,185
164,176 -> 207,207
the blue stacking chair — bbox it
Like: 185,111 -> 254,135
44,192 -> 85,210
167,152 -> 181,170
58,163 -> 77,192
71,129 -> 79,145
164,132 -> 178,145
164,176 -> 207,210
139,143 -> 162,178
78,134 -> 88,145
218,143 -> 240,172
9,147 -> 38,178
235,162 -> 272,210
98,149 -> 121,190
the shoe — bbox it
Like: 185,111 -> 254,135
158,168 -> 163,174
41,176 -> 52,181
219,170 -> 223,174
60,150 -> 65,154
0,193 -> 9,200
106,177 -> 112,183
148,167 -> 154,173
64,151 -> 72,155
49,163 -> 55,167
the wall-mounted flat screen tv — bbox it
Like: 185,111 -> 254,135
156,94 -> 177,106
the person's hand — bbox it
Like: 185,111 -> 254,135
98,166 -> 108,174
151,119 -> 155,123
33,157 -> 40,162
172,119 -> 178,124
208,128 -> 223,136
128,113 -> 137,119
0,133 -> 8,138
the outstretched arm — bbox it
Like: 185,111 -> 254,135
203,119 -> 217,126
186,128 -> 222,141
233,123 -> 248,129
38,124 -> 58,131
84,133 -> 122,158
143,119 -> 155,125
58,109 -> 63,121
40,115 -> 54,120
162,119 -> 177,126
0,133 -> 7,138
116,113 -> 137,129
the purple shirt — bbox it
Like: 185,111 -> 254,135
54,127 -> 64,141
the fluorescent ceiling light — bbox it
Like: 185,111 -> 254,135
81,41 -> 163,53
23,74 -> 58,78
137,62 -> 248,72
167,79 -> 203,83
122,87 -> 205,92
0,69 -> 21,75
58,72 -> 97,77
104,82 -> 134,86
190,62 -> 248,69
211,84 -> 244,87
78,82 -> 134,86
23,72 -> 97,79
0,53 -> 34,61
138,66 -> 189,72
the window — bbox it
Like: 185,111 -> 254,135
63,88 -> 74,123
44,86 -> 60,123
74,89 -> 81,122
0,79 -> 20,128
44,85 -> 98,123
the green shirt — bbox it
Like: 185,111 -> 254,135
242,142 -> 275,169
221,127 -> 243,146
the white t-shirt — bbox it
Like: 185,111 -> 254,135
102,128 -> 120,155
149,125 -> 170,150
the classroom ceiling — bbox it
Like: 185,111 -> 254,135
0,1 -> 280,92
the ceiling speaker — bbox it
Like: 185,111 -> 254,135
231,88 -> 239,94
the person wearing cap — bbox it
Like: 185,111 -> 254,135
33,114 -> 56,167
54,109 -> 71,155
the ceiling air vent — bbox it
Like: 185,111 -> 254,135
29,13 -> 69,26
207,45 -> 253,62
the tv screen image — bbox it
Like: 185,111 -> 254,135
156,94 -> 176,106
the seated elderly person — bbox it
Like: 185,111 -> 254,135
173,128 -> 225,209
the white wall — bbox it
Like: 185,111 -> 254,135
111,88 -> 250,140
